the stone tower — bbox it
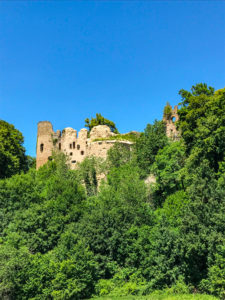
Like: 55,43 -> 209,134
163,104 -> 179,140
36,121 -> 54,169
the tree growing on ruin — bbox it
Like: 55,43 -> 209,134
85,113 -> 119,133
163,102 -> 172,120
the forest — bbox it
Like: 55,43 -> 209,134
0,83 -> 225,300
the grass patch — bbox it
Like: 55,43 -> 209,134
93,132 -> 139,143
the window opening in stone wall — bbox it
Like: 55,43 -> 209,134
72,160 -> 76,163
40,144 -> 44,152
70,144 -> 72,149
81,151 -> 84,155
59,143 -> 61,150
73,142 -> 75,149
70,152 -> 73,156
172,116 -> 176,123
77,145 -> 80,150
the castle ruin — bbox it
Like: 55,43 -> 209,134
36,122 -> 133,169
36,105 -> 179,169
163,104 -> 179,140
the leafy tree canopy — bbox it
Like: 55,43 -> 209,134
178,84 -> 225,172
0,120 -> 28,178
85,113 -> 119,133
152,141 -> 186,206
135,120 -> 168,178
107,142 -> 132,169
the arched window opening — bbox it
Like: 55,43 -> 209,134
59,143 -> 61,150
172,116 -> 176,123
73,142 -> 75,149
70,152 -> 73,156
81,151 -> 84,155
40,144 -> 44,152
77,144 -> 80,150
69,143 -> 72,149
72,160 -> 76,164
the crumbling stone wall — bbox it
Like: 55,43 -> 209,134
36,121 -> 54,169
89,125 -> 115,140
36,106 -> 180,170
36,123 -> 132,169
163,104 -> 179,140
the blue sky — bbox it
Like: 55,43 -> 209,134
0,1 -> 224,157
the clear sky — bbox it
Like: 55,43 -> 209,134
0,1 -> 224,157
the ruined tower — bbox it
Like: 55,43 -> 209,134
163,104 -> 179,140
36,121 -> 55,169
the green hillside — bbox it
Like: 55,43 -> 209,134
0,84 -> 225,299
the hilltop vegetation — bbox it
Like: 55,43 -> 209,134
85,113 -> 119,134
0,84 -> 225,300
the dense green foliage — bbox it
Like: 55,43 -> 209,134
0,120 -> 31,178
85,113 -> 119,133
0,84 -> 225,299
91,294 -> 217,300
135,120 -> 168,178
107,142 -> 132,168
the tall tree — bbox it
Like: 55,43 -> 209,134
178,84 -> 225,173
0,120 -> 28,178
152,141 -> 186,206
135,120 -> 168,178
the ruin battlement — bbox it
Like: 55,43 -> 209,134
36,123 -> 132,169
36,105 -> 179,169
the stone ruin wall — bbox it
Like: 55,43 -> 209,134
36,122 -> 132,169
36,105 -> 179,169
36,121 -> 54,169
163,105 -> 179,140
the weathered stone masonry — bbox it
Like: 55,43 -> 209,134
36,105 -> 179,169
163,104 -> 179,140
36,123 -> 133,169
